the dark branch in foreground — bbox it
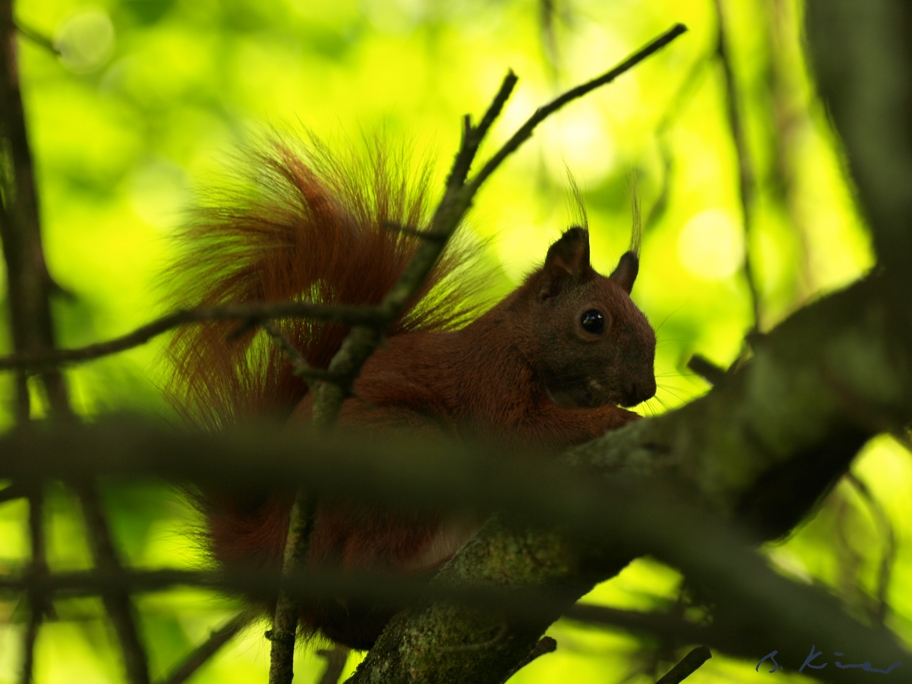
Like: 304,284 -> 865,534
656,646 -> 712,684
0,484 -> 24,504
0,336 -> 908,684
0,566 -> 708,645
686,354 -> 726,386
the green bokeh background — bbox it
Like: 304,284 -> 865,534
1,0 -> 910,682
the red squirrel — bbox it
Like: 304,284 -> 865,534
165,137 -> 656,650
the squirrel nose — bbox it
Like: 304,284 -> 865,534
624,376 -> 656,407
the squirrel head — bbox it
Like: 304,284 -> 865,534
515,226 -> 656,409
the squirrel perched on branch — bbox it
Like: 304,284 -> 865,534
165,136 -> 656,650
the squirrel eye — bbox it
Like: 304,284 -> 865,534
580,309 -> 605,335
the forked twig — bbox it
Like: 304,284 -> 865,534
272,22 -> 687,684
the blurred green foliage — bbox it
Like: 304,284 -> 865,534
1,0 -> 909,682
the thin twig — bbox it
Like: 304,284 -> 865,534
447,72 -> 519,191
261,321 -> 344,386
469,24 -> 687,194
73,482 -> 150,684
14,21 -> 59,56
310,24 -> 688,430
382,220 -> 449,241
655,645 -> 712,684
304,67 -> 522,429
157,612 -> 252,684
0,301 -> 390,373
20,597 -> 40,684
267,492 -> 316,684
19,485 -> 47,684
845,473 -> 896,626
687,354 -> 726,386
646,57 -> 709,231
713,0 -> 761,334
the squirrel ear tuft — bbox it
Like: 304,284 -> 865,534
539,227 -> 591,300
609,251 -> 639,294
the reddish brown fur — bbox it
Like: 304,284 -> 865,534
165,138 -> 656,650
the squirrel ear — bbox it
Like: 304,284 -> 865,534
539,227 -> 592,300
609,251 -> 639,294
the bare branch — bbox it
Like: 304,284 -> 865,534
264,72 -> 524,684
14,21 -> 59,56
655,646 -> 712,684
845,473 -> 896,626
0,0 -> 69,415
73,482 -> 150,684
445,71 -> 518,191
157,612 -> 252,684
686,354 -> 725,386
19,486 -> 46,684
0,301 -> 390,374
308,23 -> 688,429
268,492 -> 316,684
261,321 -> 344,388
468,24 -> 687,194
713,0 -> 762,334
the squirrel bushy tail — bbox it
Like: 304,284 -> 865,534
164,136 -> 481,429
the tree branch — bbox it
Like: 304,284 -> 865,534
713,0 -> 762,334
0,301 -> 391,373
468,23 -> 688,194
0,0 -> 68,414
270,24 -> 689,680
157,612 -> 252,684
19,485 -> 46,684
655,646 -> 711,684
73,482 -> 151,684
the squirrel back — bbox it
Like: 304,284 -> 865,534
164,136 -> 656,650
